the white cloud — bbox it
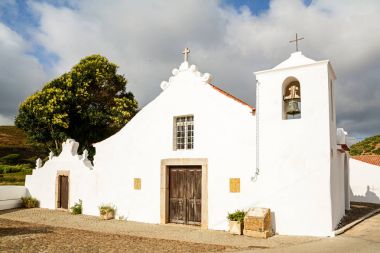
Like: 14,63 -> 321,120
0,22 -> 47,125
30,0 -> 228,105
2,0 -> 379,137
0,114 -> 13,125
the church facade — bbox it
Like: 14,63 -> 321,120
25,50 -> 350,237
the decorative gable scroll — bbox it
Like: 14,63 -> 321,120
160,61 -> 212,90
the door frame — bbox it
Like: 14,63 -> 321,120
55,170 -> 70,209
160,158 -> 208,229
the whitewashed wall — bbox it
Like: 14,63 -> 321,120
0,186 -> 27,210
92,56 -> 345,236
350,159 -> 380,204
93,61 -> 257,228
25,139 -> 97,213
254,52 -> 345,236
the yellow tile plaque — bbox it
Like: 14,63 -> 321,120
134,178 -> 141,190
230,178 -> 240,193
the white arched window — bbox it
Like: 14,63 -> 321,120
282,77 -> 301,120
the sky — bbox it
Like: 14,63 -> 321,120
0,0 -> 379,139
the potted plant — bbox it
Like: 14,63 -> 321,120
99,204 -> 116,220
227,209 -> 246,235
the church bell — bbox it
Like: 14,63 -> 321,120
284,82 -> 301,116
286,99 -> 301,115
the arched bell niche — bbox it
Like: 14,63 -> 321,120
282,77 -> 301,120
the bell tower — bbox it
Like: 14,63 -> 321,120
254,51 -> 342,236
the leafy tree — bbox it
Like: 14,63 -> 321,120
16,55 -> 138,156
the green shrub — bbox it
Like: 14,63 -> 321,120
227,210 -> 246,223
5,166 -> 22,174
21,157 -> 37,166
99,204 -> 116,215
350,134 -> 380,156
0,164 -> 33,185
70,200 -> 82,215
0,164 -> 31,174
21,196 -> 40,208
0,154 -> 21,165
20,163 -> 32,169
350,148 -> 362,156
0,177 -> 16,182
0,165 -> 16,174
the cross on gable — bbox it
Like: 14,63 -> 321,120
289,33 -> 304,52
182,48 -> 190,62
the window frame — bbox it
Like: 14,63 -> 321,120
173,115 -> 194,150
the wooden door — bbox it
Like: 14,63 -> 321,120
186,168 -> 202,225
169,166 -> 201,225
58,175 -> 69,209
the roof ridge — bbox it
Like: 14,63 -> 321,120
209,83 -> 255,111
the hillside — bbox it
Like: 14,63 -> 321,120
0,126 -> 29,147
0,126 -> 47,185
0,126 -> 47,158
350,135 -> 380,156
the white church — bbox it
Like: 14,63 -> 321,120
25,47 -> 351,237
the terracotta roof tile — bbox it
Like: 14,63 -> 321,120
209,83 -> 255,111
352,155 -> 380,167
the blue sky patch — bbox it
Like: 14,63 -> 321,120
0,0 -> 61,69
221,0 -> 270,15
221,0 -> 313,15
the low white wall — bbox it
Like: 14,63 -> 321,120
25,139 -> 96,213
350,159 -> 380,204
0,185 -> 27,210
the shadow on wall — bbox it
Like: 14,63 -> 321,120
270,211 -> 276,233
350,186 -> 380,204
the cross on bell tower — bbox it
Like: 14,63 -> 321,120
182,47 -> 190,62
289,33 -> 304,52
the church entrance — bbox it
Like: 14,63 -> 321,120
169,166 -> 202,225
58,175 -> 69,209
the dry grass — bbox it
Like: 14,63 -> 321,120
0,126 -> 29,147
0,126 -> 46,160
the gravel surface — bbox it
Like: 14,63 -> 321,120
2,205 -> 378,253
0,218 -> 234,253
0,208 -> 320,252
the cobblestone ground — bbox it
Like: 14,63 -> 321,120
0,219 -> 235,253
